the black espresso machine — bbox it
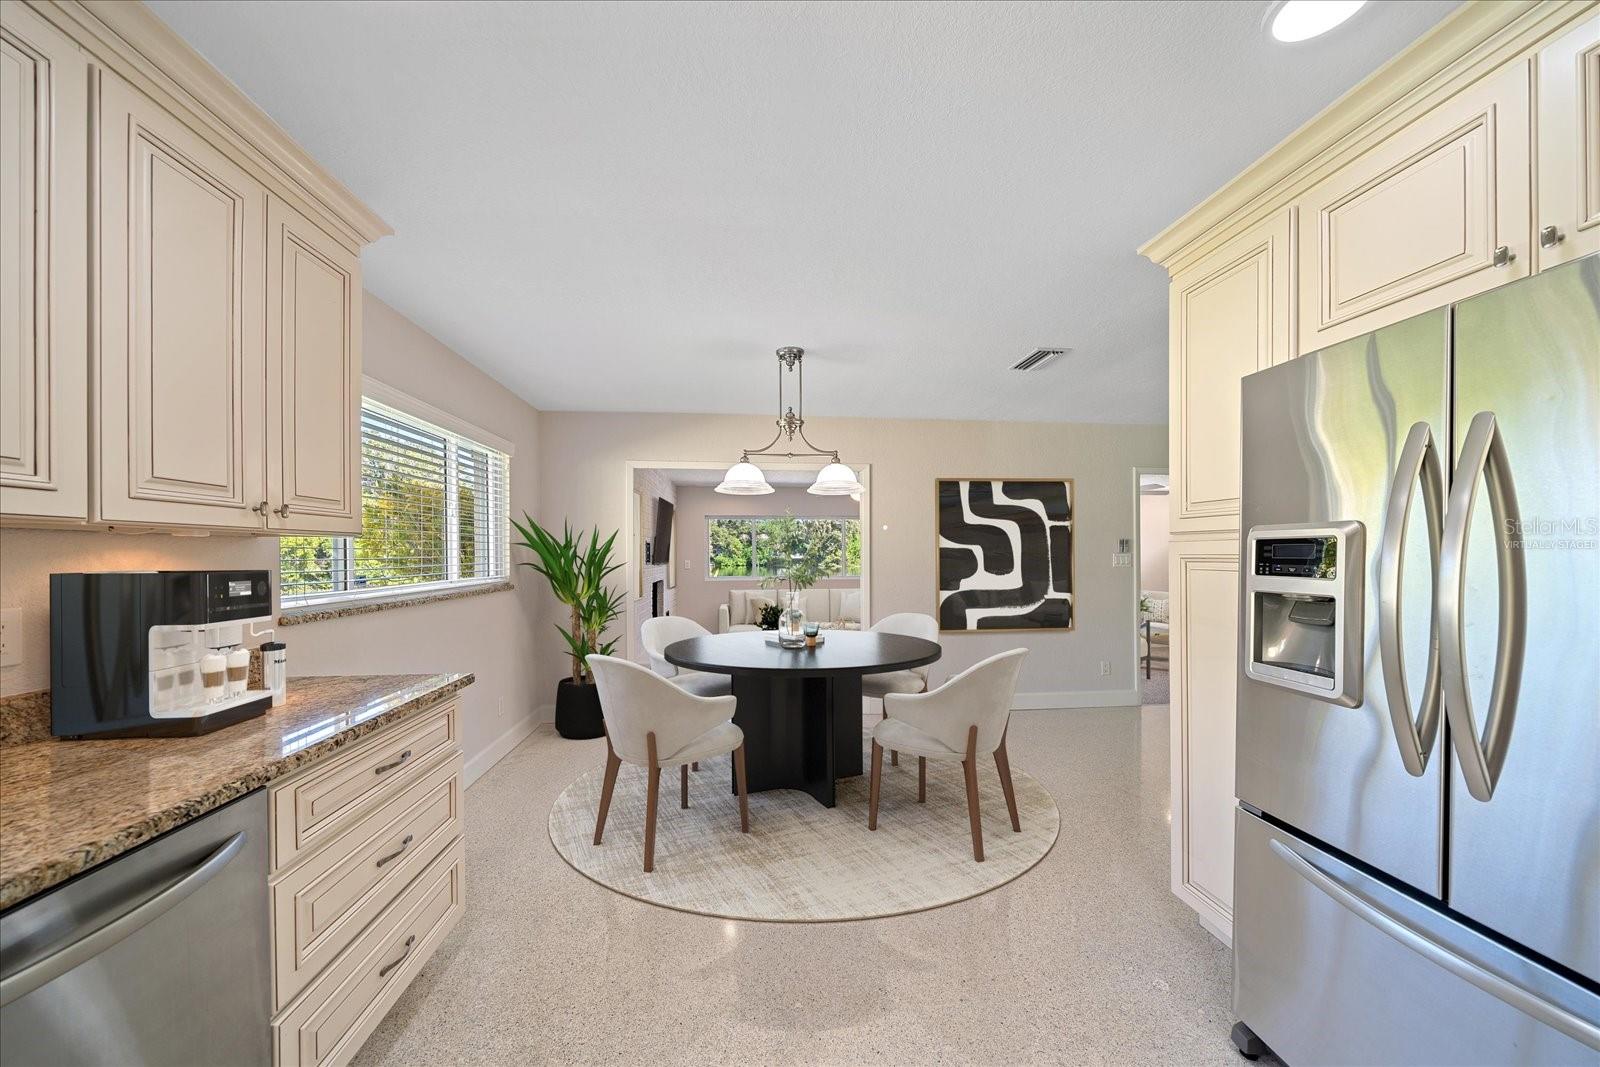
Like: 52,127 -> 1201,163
50,571 -> 274,738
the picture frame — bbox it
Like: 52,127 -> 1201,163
935,477 -> 1074,632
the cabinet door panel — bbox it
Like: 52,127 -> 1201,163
0,7 -> 87,521
266,196 -> 360,533
1169,540 -> 1239,941
1535,13 -> 1600,269
1169,210 -> 1292,533
1297,61 -> 1531,352
96,70 -> 265,528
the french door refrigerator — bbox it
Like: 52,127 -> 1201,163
1233,253 -> 1600,1066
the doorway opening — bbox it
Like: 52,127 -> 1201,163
1135,469 -> 1170,706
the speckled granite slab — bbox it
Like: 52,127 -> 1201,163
0,691 -> 52,747
0,673 -> 473,911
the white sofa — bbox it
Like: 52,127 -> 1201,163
718,587 -> 863,633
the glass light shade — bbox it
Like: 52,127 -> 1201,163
808,462 -> 864,496
1269,1 -> 1365,43
715,461 -> 774,495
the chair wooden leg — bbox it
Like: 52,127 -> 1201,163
681,764 -> 690,809
963,724 -> 983,862
593,740 -> 621,845
644,732 -> 660,873
868,740 -> 884,830
882,705 -> 898,766
994,730 -> 1021,833
733,743 -> 750,833
918,756 -> 926,803
692,761 -> 698,771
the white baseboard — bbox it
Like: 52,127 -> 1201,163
1012,688 -> 1142,710
463,712 -> 541,788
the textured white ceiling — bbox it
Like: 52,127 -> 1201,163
150,0 -> 1456,425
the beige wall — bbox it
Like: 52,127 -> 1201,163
672,484 -> 860,631
1139,491 -> 1170,593
536,413 -> 1166,705
0,294 -> 544,778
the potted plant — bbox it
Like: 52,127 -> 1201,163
512,515 -> 625,739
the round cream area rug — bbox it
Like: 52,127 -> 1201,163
548,747 -> 1059,922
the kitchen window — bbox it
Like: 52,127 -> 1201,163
279,388 -> 511,605
706,516 -> 862,579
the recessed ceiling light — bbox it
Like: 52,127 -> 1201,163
1266,0 -> 1367,43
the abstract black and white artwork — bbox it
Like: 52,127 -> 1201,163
937,479 -> 1073,631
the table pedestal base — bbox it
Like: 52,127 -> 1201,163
730,673 -> 863,807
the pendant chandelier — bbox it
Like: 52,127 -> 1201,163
716,347 -> 863,497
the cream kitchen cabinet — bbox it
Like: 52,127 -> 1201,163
93,66 -> 269,530
1295,59 -> 1532,354
1535,13 -> 1600,269
0,3 -> 88,523
1167,209 -> 1293,534
2,0 -> 388,535
266,195 -> 363,535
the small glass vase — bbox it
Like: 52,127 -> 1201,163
779,591 -> 807,647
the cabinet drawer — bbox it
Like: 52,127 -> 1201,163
272,754 -> 461,1009
274,837 -> 465,1067
271,699 -> 458,870
1296,60 -> 1531,352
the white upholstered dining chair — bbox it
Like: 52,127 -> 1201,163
867,648 -> 1027,862
586,654 -> 749,873
863,612 -> 940,766
639,616 -> 733,698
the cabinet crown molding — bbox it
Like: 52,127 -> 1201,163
1139,0 -> 1594,273
29,0 -> 391,247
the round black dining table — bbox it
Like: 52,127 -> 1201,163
664,629 -> 941,807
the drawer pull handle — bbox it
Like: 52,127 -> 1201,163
378,935 -> 416,979
1491,244 -> 1514,267
375,834 -> 414,869
1539,225 -> 1565,248
374,750 -> 413,776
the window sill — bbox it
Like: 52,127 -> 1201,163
279,580 -> 514,626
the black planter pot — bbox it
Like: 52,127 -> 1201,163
554,677 -> 605,740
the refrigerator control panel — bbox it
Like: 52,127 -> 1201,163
1254,536 -> 1337,579
1243,522 -> 1365,708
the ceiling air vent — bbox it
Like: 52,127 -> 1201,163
1013,348 -> 1069,372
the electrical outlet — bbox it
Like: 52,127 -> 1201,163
0,609 -> 20,668
1099,660 -> 1112,677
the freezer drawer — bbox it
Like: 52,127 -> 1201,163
1234,808 -> 1600,1067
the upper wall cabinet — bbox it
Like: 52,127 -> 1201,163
1535,13 -> 1600,269
1168,210 -> 1293,532
94,68 -> 268,530
0,4 -> 88,522
1295,61 -> 1532,354
0,1 -> 389,535
266,196 -> 362,535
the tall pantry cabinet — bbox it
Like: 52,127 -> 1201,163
0,0 -> 389,535
1141,1 -> 1599,944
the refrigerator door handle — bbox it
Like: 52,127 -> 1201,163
1378,420 -> 1445,775
1269,838 -> 1600,1051
1439,411 -> 1527,802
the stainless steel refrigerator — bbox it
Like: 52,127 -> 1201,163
1233,254 -> 1600,1065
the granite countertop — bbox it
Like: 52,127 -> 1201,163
0,673 -> 474,911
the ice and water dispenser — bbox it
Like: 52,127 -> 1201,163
1244,522 -> 1365,707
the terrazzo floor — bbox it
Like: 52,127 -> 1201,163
352,705 -> 1245,1066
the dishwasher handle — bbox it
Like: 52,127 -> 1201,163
0,831 -> 246,1007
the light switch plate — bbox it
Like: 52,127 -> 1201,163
0,608 -> 20,668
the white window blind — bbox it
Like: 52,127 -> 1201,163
280,397 -> 510,604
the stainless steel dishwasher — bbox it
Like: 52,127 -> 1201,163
0,790 -> 270,1066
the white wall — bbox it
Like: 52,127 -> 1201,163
0,294 -> 544,780
629,467 -> 676,664
536,413 -> 1166,706
671,484 -> 859,631
1140,491 -> 1169,593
